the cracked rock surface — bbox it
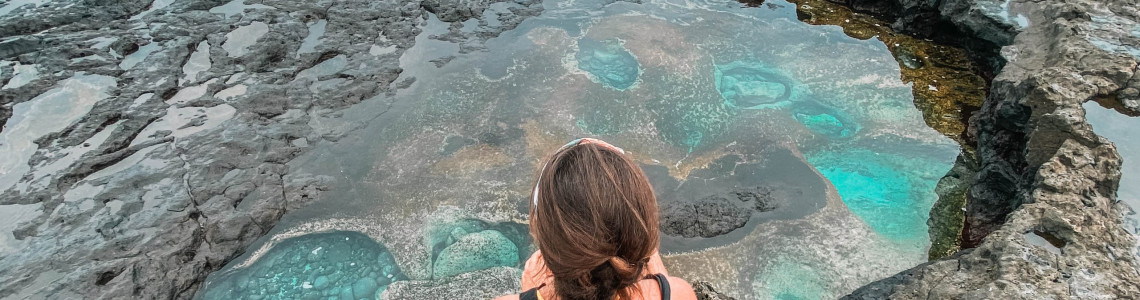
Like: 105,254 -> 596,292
0,0 -> 540,298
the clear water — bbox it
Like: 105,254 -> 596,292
0,73 -> 118,192
1083,101 -> 1140,256
222,22 -> 269,57
199,0 -> 959,299
199,231 -> 407,300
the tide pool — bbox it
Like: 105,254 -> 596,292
199,0 -> 966,298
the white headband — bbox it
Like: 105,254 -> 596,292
532,138 -> 626,206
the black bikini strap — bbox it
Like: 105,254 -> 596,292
522,277 -> 669,300
520,288 -> 539,300
653,274 -> 671,300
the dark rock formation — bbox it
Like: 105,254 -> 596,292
845,0 -> 1140,297
693,280 -> 737,300
660,187 -> 777,238
0,0 -> 542,299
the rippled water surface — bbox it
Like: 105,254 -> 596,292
199,0 -> 959,298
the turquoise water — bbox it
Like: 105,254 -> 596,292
754,258 -> 827,300
807,147 -> 951,246
200,232 -> 405,300
199,0 -> 960,298
576,38 -> 641,90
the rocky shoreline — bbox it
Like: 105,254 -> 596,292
838,0 -> 1140,298
0,0 -> 541,298
1,0 -> 1137,298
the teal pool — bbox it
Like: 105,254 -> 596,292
198,0 -> 960,298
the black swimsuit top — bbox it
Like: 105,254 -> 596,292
519,273 -> 671,300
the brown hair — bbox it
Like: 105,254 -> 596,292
530,142 -> 660,300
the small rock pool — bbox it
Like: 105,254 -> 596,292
198,0 -> 977,299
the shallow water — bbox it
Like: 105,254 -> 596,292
199,0 -> 959,298
223,22 -> 270,57
1083,101 -> 1140,255
0,73 -> 118,192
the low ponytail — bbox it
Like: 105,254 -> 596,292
551,256 -> 648,300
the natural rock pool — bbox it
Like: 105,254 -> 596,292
194,0 -> 971,299
1084,101 -> 1140,256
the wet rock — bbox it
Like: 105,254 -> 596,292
693,281 -> 737,300
421,0 -> 493,23
0,0 -> 542,298
845,0 -> 1140,297
351,277 -> 378,298
660,187 -> 776,238
652,149 -> 828,252
0,36 -> 45,59
925,151 -> 978,260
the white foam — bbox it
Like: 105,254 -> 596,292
0,74 -> 117,192
222,22 -> 269,57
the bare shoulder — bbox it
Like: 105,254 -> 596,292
493,294 -> 521,300
667,276 -> 697,299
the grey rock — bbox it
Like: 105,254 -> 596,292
693,281 -> 736,300
660,187 -> 777,238
845,0 -> 1140,298
0,0 -> 543,299
422,0 -> 492,23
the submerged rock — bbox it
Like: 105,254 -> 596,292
197,231 -> 405,300
789,100 -> 860,139
714,62 -> 800,109
432,230 -> 519,279
652,149 -> 829,252
576,38 -> 641,90
660,187 -> 777,238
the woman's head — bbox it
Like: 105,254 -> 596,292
530,138 -> 660,300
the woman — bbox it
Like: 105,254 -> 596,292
496,138 -> 697,300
